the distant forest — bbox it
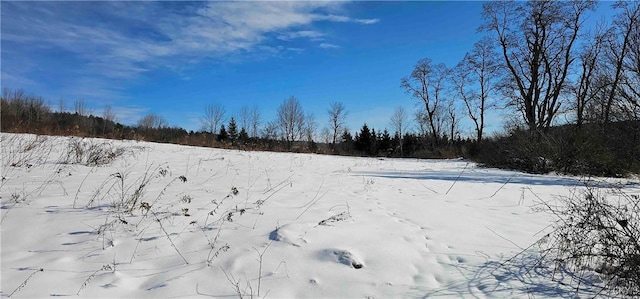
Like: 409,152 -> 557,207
2,1 -> 639,177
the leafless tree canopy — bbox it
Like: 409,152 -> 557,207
390,106 -> 408,137
261,120 -> 278,140
445,100 -> 459,143
305,113 -> 317,143
102,105 -> 116,122
1,88 -> 50,126
277,96 -> 305,147
572,27 -> 606,127
320,127 -> 331,144
401,58 -> 448,143
481,0 -> 596,133
58,98 -> 66,113
250,105 -> 261,138
600,1 -> 640,123
389,106 -> 408,155
74,99 -> 91,116
238,105 -> 250,132
138,113 -> 167,129
327,102 -> 348,149
201,104 -> 226,134
452,37 -> 501,143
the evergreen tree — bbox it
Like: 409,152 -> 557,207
355,123 -> 374,155
403,133 -> 419,156
379,129 -> 392,155
371,128 -> 378,156
340,129 -> 354,153
217,125 -> 228,141
228,117 -> 238,142
239,127 -> 249,143
392,132 -> 401,156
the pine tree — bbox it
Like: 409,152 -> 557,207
371,128 -> 378,156
239,127 -> 249,143
379,129 -> 392,155
340,129 -> 354,153
228,117 -> 238,142
392,132 -> 401,156
218,125 -> 228,141
355,124 -> 373,155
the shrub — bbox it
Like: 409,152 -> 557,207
536,185 -> 640,296
62,138 -> 124,166
472,122 -> 640,176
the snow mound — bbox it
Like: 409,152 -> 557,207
269,223 -> 311,247
319,249 -> 364,269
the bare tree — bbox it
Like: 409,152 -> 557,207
389,106 -> 408,156
305,113 -> 317,143
445,100 -> 460,143
401,58 -> 448,143
102,105 -> 116,122
414,110 -> 429,137
201,104 -> 226,134
327,102 -> 348,150
482,0 -> 596,133
320,127 -> 332,144
572,27 -> 606,128
262,121 -> 279,140
453,37 -> 501,143
2,88 -> 49,126
601,1 -> 640,123
74,99 -> 91,116
250,105 -> 261,138
277,96 -> 305,148
100,105 -> 116,134
58,98 -> 66,113
137,113 -> 167,129
238,105 -> 250,132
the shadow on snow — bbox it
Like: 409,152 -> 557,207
422,251 -> 614,298
354,169 -> 633,188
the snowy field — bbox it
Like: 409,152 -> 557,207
1,133 -> 638,298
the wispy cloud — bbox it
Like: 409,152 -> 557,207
320,43 -> 341,49
0,72 -> 38,89
277,30 -> 326,41
314,14 -> 380,24
1,1 -> 378,106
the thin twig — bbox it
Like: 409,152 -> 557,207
73,167 -> 101,207
486,226 -> 523,250
253,242 -> 272,297
489,172 -> 517,198
446,162 -> 469,194
9,268 -> 43,297
77,265 -> 112,295
152,210 -> 189,264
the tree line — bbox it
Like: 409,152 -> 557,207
0,89 -> 466,158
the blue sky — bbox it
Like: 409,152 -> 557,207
0,1 -> 615,138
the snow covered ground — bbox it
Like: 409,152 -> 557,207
1,133 -> 638,298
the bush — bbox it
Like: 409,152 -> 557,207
472,129 -> 555,174
472,122 -> 640,177
536,185 -> 640,296
62,138 -> 124,166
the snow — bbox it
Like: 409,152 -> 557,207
1,133 -> 637,298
